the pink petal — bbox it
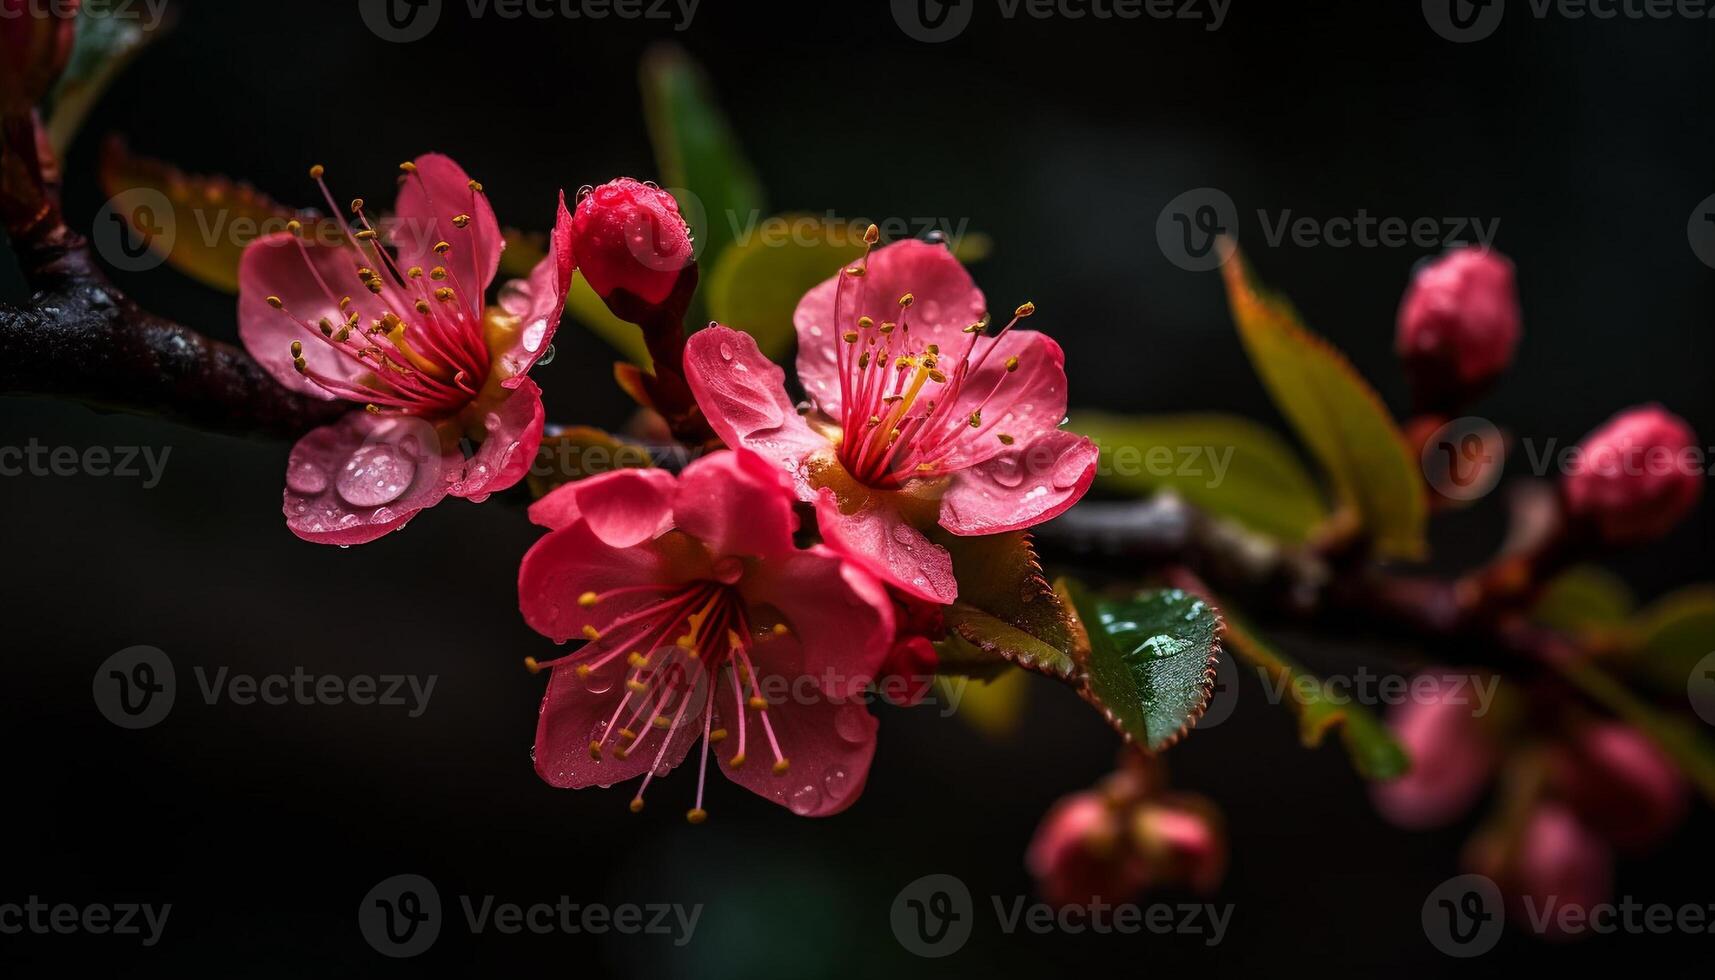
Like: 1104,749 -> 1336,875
495,191 -> 576,386
683,325 -> 832,497
740,545 -> 895,698
712,666 -> 878,817
939,429 -> 1098,536
445,377 -> 545,500
672,449 -> 799,561
528,468 -> 680,544
794,240 -> 988,416
814,487 -> 957,604
534,658 -> 701,790
237,232 -> 390,399
1371,685 -> 1496,829
518,519 -> 700,645
391,153 -> 504,294
282,410 -> 458,545
936,331 -> 1071,471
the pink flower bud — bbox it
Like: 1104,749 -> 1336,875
0,0 -> 79,113
1550,723 -> 1687,850
1133,795 -> 1228,895
1396,247 -> 1521,409
1562,405 -> 1702,546
570,178 -> 694,308
1465,802 -> 1612,940
1027,792 -> 1147,908
1370,680 -> 1496,829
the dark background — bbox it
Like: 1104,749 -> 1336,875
2,0 -> 1712,975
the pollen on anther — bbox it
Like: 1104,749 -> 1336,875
685,808 -> 708,825
588,741 -> 602,760
1005,356 -> 1020,372
350,198 -> 366,214
578,591 -> 600,607
468,179 -> 485,193
998,433 -> 1016,445
748,695 -> 768,711
709,728 -> 728,743
523,657 -> 543,674
452,214 -> 472,228
433,241 -> 453,255
652,715 -> 672,729
729,753 -> 746,768
628,798 -> 644,814
582,625 -> 602,641
898,292 -> 914,308
399,161 -> 418,174
266,295 -> 284,309
576,664 -> 594,679
627,652 -> 648,668
287,219 -> 302,235
308,164 -> 325,179
289,341 -> 303,358
772,758 -> 791,776
1015,301 -> 1036,318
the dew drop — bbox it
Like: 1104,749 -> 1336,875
336,445 -> 415,507
286,459 -> 328,494
834,707 -> 870,745
536,343 -> 556,366
822,767 -> 850,798
788,783 -> 823,815
719,342 -> 734,361
584,670 -> 614,695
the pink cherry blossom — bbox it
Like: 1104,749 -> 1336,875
519,450 -> 895,820
684,239 -> 1098,604
1371,679 -> 1497,829
239,154 -> 573,544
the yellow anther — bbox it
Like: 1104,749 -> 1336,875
928,370 -> 948,384
627,652 -> 649,668
1015,301 -> 1036,318
771,623 -> 790,636
618,727 -> 638,742
578,591 -> 600,607
433,241 -> 453,255
582,625 -> 601,641
1005,356 -> 1020,373
287,219 -> 302,235
266,295 -> 284,309
898,292 -> 914,308
400,161 -> 418,174
575,664 -> 593,679
652,715 -> 672,729
523,657 -> 542,674
292,358 -> 307,374
729,753 -> 746,768
318,318 -> 334,336
407,266 -> 424,279
468,179 -> 484,192
845,265 -> 865,277
843,331 -> 859,344
863,223 -> 880,245
772,758 -> 791,776
969,411 -> 982,428
308,164 -> 325,180
686,808 -> 708,825
289,340 -> 303,357
350,198 -> 366,214
748,695 -> 768,711
629,798 -> 644,813
879,321 -> 896,334
430,266 -> 449,281
434,288 -> 455,302
363,403 -> 381,414
998,433 -> 1015,445
627,679 -> 649,694
709,728 -> 728,743
339,296 -> 353,310
857,315 -> 874,330
588,741 -> 602,760
452,213 -> 472,228
415,300 -> 432,315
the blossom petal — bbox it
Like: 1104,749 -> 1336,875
281,410 -> 458,545
683,325 -> 831,497
937,331 -> 1071,471
673,449 -> 799,560
494,191 -> 576,386
238,232 -> 391,399
794,240 -> 988,416
740,545 -> 895,698
392,152 -> 504,294
518,520 -> 699,644
442,377 -> 545,501
814,488 -> 957,604
528,467 -> 680,544
712,666 -> 878,818
535,659 -> 701,790
940,429 -> 1097,536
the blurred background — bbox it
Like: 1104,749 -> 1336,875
2,0 -> 1711,974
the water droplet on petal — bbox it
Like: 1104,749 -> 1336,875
336,445 -> 416,507
835,708 -> 869,745
536,342 -> 556,365
719,342 -> 734,361
788,783 -> 823,815
286,459 -> 328,494
822,767 -> 850,798
584,671 -> 613,695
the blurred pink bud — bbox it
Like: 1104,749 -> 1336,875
1026,792 -> 1147,908
1550,723 -> 1687,851
1466,802 -> 1612,940
1562,405 -> 1703,546
1396,247 -> 1521,409
1371,682 -> 1496,829
0,0 -> 80,113
1134,795 -> 1228,895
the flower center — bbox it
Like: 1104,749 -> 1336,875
263,162 -> 493,419
825,237 -> 1036,489
523,577 -> 796,823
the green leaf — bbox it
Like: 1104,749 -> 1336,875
937,532 -> 1080,680
641,43 -> 763,319
1220,246 -> 1427,559
1221,607 -> 1409,779
1555,657 -> 1715,806
1073,412 -> 1328,543
1630,586 -> 1715,697
706,215 -> 865,358
46,8 -> 169,156
1531,565 -> 1636,637
1062,581 -> 1223,751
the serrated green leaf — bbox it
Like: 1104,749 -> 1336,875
1221,608 -> 1409,780
641,43 -> 763,323
1062,580 -> 1223,751
1073,411 -> 1328,543
1221,246 -> 1427,559
937,531 -> 1079,679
